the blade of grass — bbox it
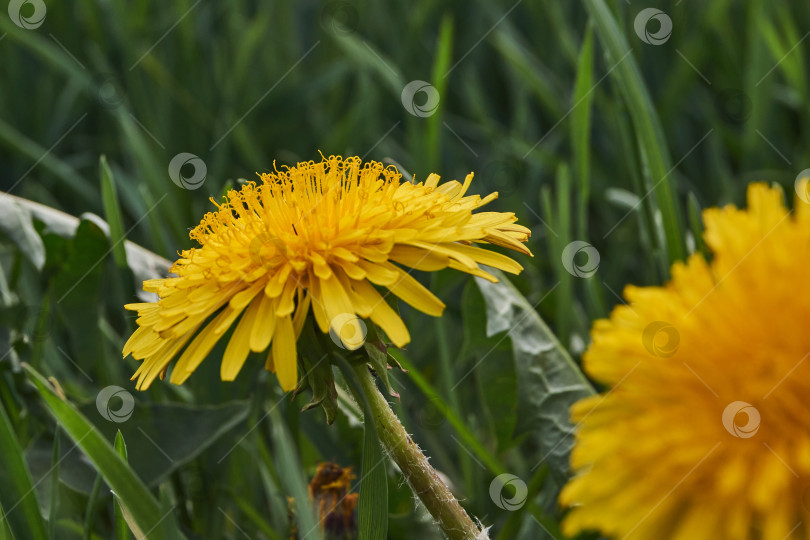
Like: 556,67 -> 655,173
490,25 -> 565,119
585,0 -> 685,270
84,473 -> 104,540
426,14 -> 454,171
495,465 -> 563,540
390,351 -> 507,477
335,356 -> 388,540
234,495 -> 283,540
333,33 -> 404,96
741,2 -> 773,168
431,275 -> 473,496
0,504 -> 12,540
255,435 -> 293,535
23,364 -> 183,540
267,405 -> 322,540
571,25 -> 595,242
0,400 -> 49,539
100,155 -> 128,268
114,431 -> 129,540
555,164 -> 573,346
50,428 -> 61,539
0,117 -> 95,202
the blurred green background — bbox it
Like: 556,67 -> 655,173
0,0 -> 808,538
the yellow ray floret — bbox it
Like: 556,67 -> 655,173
561,183 -> 810,540
123,155 -> 531,391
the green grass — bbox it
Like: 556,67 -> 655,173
0,0 -> 808,538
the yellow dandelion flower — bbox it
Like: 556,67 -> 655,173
560,183 -> 810,539
123,155 -> 531,392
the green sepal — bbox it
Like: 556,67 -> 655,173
362,322 -> 404,400
298,355 -> 338,425
294,319 -> 339,424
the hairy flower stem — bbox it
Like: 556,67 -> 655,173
354,365 -> 487,540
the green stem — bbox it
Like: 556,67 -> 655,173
353,365 -> 486,540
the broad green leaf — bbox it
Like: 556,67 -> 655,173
77,400 -> 250,488
51,219 -> 109,374
2,192 -> 172,295
461,281 -> 517,452
0,196 -> 46,270
28,400 -> 251,500
474,270 -> 594,483
0,400 -> 49,539
23,364 -> 183,540
25,438 -> 97,496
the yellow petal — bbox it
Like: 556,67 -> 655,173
250,293 -> 277,352
308,271 -> 330,333
171,305 -> 242,385
272,316 -> 298,391
276,278 -> 298,316
319,273 -> 355,326
358,260 -> 399,286
265,264 -> 292,297
221,297 -> 264,380
443,242 -> 524,274
407,241 -> 478,270
353,279 -> 410,347
229,280 -> 265,309
292,291 -> 312,338
134,330 -> 195,390
380,262 -> 445,316
387,244 -> 449,271
123,325 -> 155,358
